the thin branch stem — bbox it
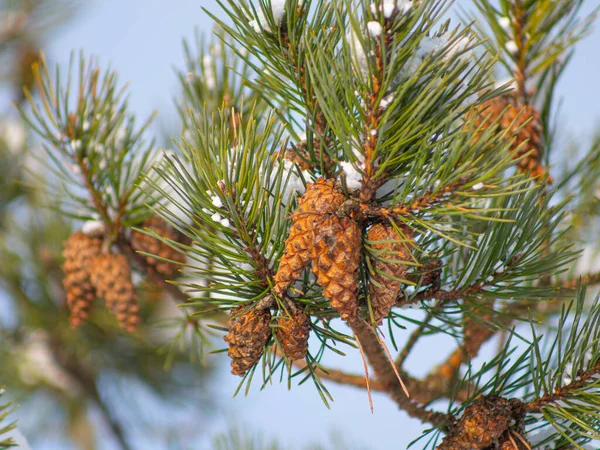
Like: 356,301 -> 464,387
525,360 -> 600,413
395,310 -> 434,368
347,318 -> 453,429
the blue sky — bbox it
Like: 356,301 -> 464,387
39,1 -> 600,449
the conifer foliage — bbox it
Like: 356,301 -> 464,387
5,0 -> 600,448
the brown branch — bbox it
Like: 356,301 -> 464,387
49,336 -> 132,450
513,0 -> 529,106
562,271 -> 600,290
395,310 -> 434,368
524,360 -> 600,413
347,318 -> 453,428
291,358 -> 385,392
387,176 -> 470,217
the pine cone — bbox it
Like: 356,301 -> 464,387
131,216 -> 187,279
89,253 -> 140,332
224,305 -> 272,376
439,395 -> 520,450
275,307 -> 311,361
469,95 -> 550,182
311,216 -> 362,321
367,222 -> 413,324
274,178 -> 346,297
62,232 -> 103,328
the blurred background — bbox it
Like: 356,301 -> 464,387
1,0 -> 599,449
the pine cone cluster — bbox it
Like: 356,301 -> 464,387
62,232 -> 103,328
273,178 -> 364,321
469,94 -> 550,182
62,231 -> 140,332
367,222 -> 413,324
89,253 -> 140,333
275,306 -> 311,361
439,395 -> 523,450
224,305 -> 272,376
131,216 -> 187,279
274,178 -> 346,297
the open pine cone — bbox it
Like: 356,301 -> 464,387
89,253 -> 140,332
224,305 -> 272,376
275,306 -> 311,361
274,178 -> 346,297
469,94 -> 550,182
367,222 -> 413,324
310,216 -> 362,322
62,231 -> 103,328
131,216 -> 187,279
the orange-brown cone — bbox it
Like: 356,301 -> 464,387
469,95 -> 549,182
439,395 -> 520,450
274,178 -> 346,297
275,307 -> 311,361
131,216 -> 186,279
310,216 -> 361,321
62,232 -> 103,328
367,222 -> 413,324
224,305 -> 272,376
89,253 -> 139,332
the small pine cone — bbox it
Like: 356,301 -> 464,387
311,216 -> 361,321
89,253 -> 140,332
224,305 -> 272,376
274,179 -> 346,297
439,395 -> 520,450
275,307 -> 311,361
62,232 -> 103,328
131,216 -> 186,279
367,222 -> 413,324
469,95 -> 550,182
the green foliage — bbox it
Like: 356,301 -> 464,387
0,387 -> 17,449
4,0 -> 600,447
18,53 -> 158,226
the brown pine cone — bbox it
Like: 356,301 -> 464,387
439,395 -> 521,450
131,216 -> 187,279
274,178 -> 346,297
469,94 -> 550,182
310,216 -> 362,321
62,232 -> 103,328
367,222 -> 413,324
275,307 -> 311,361
89,253 -> 140,332
224,305 -> 272,376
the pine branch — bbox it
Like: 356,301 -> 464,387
0,387 -> 17,450
347,318 -> 452,429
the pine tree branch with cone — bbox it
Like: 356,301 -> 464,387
8,0 -> 600,447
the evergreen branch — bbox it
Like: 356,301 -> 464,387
0,387 -> 17,450
524,359 -> 600,414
